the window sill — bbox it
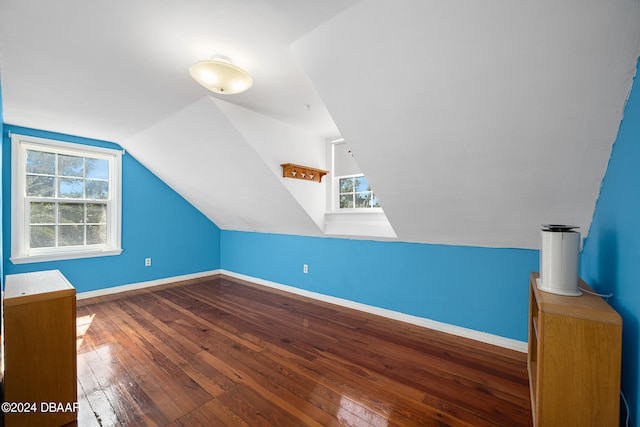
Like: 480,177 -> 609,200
330,207 -> 384,214
324,211 -> 397,239
10,248 -> 123,265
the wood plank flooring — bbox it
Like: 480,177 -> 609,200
75,275 -> 532,426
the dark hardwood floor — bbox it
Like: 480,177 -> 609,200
75,275 -> 532,426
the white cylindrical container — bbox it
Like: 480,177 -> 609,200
539,225 -> 581,296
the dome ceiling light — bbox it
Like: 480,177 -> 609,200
189,55 -> 253,95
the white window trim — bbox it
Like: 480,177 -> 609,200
10,134 -> 123,264
332,173 -> 384,213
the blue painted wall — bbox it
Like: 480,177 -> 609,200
221,230 -> 538,341
0,78 -> 3,288
581,59 -> 640,426
2,125 -> 222,293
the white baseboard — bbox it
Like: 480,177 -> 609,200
76,269 -> 222,300
76,268 -> 527,353
222,270 -> 528,353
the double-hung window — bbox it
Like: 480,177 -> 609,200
11,134 -> 122,263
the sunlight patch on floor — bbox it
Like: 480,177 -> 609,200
337,395 -> 389,426
76,313 -> 95,350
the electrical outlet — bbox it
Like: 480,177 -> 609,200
303,264 -> 308,274
145,257 -> 152,267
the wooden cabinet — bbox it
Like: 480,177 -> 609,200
3,270 -> 77,427
528,272 -> 622,426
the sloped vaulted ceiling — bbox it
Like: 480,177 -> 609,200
292,0 -> 640,249
123,96 -> 328,236
1,0 -> 639,249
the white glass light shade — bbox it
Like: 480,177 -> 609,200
189,59 -> 253,95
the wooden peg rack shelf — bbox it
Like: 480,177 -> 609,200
281,163 -> 329,183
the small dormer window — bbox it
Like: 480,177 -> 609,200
338,176 -> 380,209
330,140 -> 382,212
324,138 -> 396,238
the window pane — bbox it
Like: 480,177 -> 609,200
26,175 -> 55,197
18,138 -> 121,257
26,150 -> 55,174
86,158 -> 109,179
355,192 -> 371,208
59,178 -> 84,198
86,179 -> 108,199
58,154 -> 84,177
59,203 -> 84,224
355,177 -> 370,192
87,203 -> 107,223
30,202 -> 55,224
371,195 -> 380,208
339,178 -> 354,193
87,225 -> 107,245
58,224 -> 84,246
30,225 -> 55,248
340,194 -> 354,208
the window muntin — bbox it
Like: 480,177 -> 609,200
338,176 -> 380,209
12,134 -> 122,263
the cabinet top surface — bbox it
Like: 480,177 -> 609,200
4,270 -> 75,304
530,272 -> 621,325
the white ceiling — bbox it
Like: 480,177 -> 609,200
1,0 -> 639,249
0,0 -> 355,140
